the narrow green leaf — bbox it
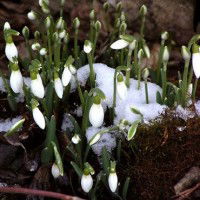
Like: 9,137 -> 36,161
117,139 -> 122,162
130,107 -> 143,117
67,114 -> 82,135
7,93 -> 17,112
156,91 -> 163,104
122,177 -> 130,200
4,118 -> 25,137
102,147 -> 110,175
70,161 -> 82,178
51,141 -> 64,176
127,120 -> 140,141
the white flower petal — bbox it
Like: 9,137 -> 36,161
192,53 -> 200,79
110,39 -> 129,50
117,81 -> 127,100
108,173 -> 118,193
62,67 -> 72,86
89,104 -> 104,128
71,134 -> 81,144
84,45 -> 92,54
5,43 -> 18,62
81,174 -> 93,193
31,74 -> 45,98
51,163 -> 60,179
54,78 -> 63,99
4,22 -> 11,30
10,70 -> 23,93
32,107 -> 45,129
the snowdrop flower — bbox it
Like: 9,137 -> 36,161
59,30 -> 66,39
39,48 -> 47,56
81,163 -> 94,193
116,73 -> 127,100
31,73 -> 45,98
110,39 -> 129,50
56,17 -> 64,29
10,62 -> 23,93
84,40 -> 92,54
31,99 -> 45,129
39,0 -> 50,14
161,31 -> 169,41
108,161 -> 118,193
163,46 -> 169,62
27,10 -> 37,20
89,96 -> 104,128
71,134 -> 81,144
54,72 -> 63,99
4,22 -> 11,30
192,44 -> 200,79
62,65 -> 72,87
139,5 -> 147,16
5,42 -> 18,63
143,44 -> 150,58
51,163 -> 60,179
32,43 -> 41,51
187,83 -> 193,97
181,46 -> 190,61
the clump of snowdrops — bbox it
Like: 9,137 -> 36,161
2,0 -> 200,198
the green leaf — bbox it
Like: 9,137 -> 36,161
7,93 -> 17,112
67,114 -> 82,136
70,161 -> 82,178
51,141 -> 64,176
122,177 -> 130,200
127,120 -> 140,141
41,115 -> 57,164
156,91 -> 163,104
102,147 -> 110,175
130,107 -> 143,117
117,139 -> 122,162
4,118 -> 25,137
120,34 -> 134,43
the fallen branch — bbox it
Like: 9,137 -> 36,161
173,182 -> 200,200
0,186 -> 84,200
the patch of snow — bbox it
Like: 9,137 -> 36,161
77,63 -> 166,124
0,116 -> 22,132
0,77 -> 7,93
73,106 -> 83,117
86,126 -> 116,156
61,113 -> 74,132
175,106 -> 195,121
195,100 -> 200,116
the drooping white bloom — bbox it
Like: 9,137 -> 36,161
5,43 -> 18,62
161,31 -> 169,41
32,107 -> 45,129
81,174 -> 93,193
62,66 -> 72,87
4,22 -> 11,30
31,74 -> 45,98
39,48 -> 47,56
27,11 -> 37,20
108,172 -> 118,193
71,134 -> 81,144
31,43 -> 40,51
59,30 -> 66,39
89,132 -> 101,146
51,163 -> 60,179
84,40 -> 92,54
192,44 -> 200,79
89,97 -> 104,128
10,70 -> 23,93
116,74 -> 127,100
143,44 -> 150,58
110,39 -> 129,50
181,46 -> 190,61
54,77 -> 63,99
56,17 -> 63,29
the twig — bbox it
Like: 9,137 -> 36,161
173,182 -> 200,200
0,186 -> 84,200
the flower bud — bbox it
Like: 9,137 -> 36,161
73,17 -> 80,29
22,26 -> 30,39
116,73 -> 127,100
54,73 -> 63,99
62,66 -> 72,87
89,10 -> 95,20
59,30 -> 66,39
31,43 -> 41,51
39,48 -> 47,56
45,16 -> 51,29
139,5 -> 147,16
81,173 -> 93,193
108,161 -> 118,193
4,22 -> 11,30
84,40 -> 93,54
95,20 -> 101,32
5,42 -> 18,62
143,44 -> 150,59
71,134 -> 81,144
161,31 -> 169,41
27,10 -> 37,20
181,46 -> 190,61
162,46 -> 169,62
142,68 -> 149,80
51,163 -> 60,179
89,96 -> 104,128
31,73 -> 45,98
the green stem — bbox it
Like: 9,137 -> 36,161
74,29 -> 79,61
181,59 -> 190,107
161,62 -> 167,102
54,39 -> 61,70
137,63 -> 141,90
125,49 -> 133,87
145,79 -> 149,104
75,75 -> 84,107
156,40 -> 165,84
140,16 -> 145,38
25,39 -> 33,60
133,40 -> 138,77
87,53 -> 95,88
192,78 -> 198,100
